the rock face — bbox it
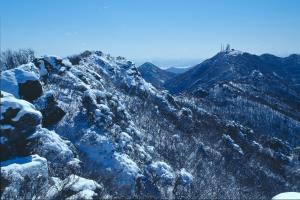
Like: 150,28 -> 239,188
38,92 -> 66,127
18,80 -> 43,102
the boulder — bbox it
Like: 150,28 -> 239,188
38,92 -> 66,127
0,91 -> 42,160
1,65 -> 43,102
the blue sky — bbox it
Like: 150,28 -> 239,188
1,0 -> 300,66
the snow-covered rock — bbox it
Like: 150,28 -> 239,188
46,175 -> 103,200
1,64 -> 42,101
0,155 -> 49,199
78,130 -> 140,196
1,91 -> 42,126
1,91 -> 42,160
29,127 -> 80,174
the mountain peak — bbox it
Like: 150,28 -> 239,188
139,62 -> 158,69
138,62 -> 176,88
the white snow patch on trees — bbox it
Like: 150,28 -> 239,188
147,161 -> 175,185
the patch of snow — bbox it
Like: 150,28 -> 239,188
227,50 -> 243,56
66,189 -> 97,200
272,192 -> 300,200
1,91 -> 42,122
65,174 -> 101,193
1,65 -> 39,98
0,136 -> 8,144
30,127 -> 78,167
223,134 -> 244,155
1,155 -> 49,199
177,168 -> 193,186
147,161 -> 175,185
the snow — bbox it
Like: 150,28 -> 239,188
227,50 -> 243,56
251,70 -> 263,77
1,65 -> 39,98
272,192 -> 300,200
42,55 -> 62,70
78,130 -> 140,195
46,175 -> 101,200
119,132 -> 132,147
1,91 -> 42,121
1,155 -> 49,199
65,174 -> 101,192
0,136 -> 8,144
66,189 -> 97,200
78,130 -> 114,160
30,127 -> 78,166
1,154 -> 47,173
178,168 -> 193,186
37,60 -> 48,76
223,134 -> 244,155
147,161 -> 175,185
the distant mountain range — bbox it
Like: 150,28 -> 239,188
165,66 -> 192,74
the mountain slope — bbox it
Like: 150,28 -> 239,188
1,50 -> 299,199
165,50 -> 300,94
164,49 -> 300,147
138,62 -> 176,88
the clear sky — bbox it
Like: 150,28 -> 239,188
1,0 -> 300,65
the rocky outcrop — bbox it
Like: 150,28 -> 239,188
1,65 -> 43,101
0,91 -> 42,160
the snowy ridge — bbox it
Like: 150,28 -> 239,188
1,49 -> 299,199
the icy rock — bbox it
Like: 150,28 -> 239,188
0,155 -> 49,199
34,56 -> 69,76
1,91 -> 42,134
1,91 -> 42,160
1,65 -> 42,101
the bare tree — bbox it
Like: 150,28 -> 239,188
0,48 -> 35,70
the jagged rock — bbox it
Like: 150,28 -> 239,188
19,80 -> 43,102
0,91 -> 42,160
1,65 -> 43,101
36,92 -> 66,127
